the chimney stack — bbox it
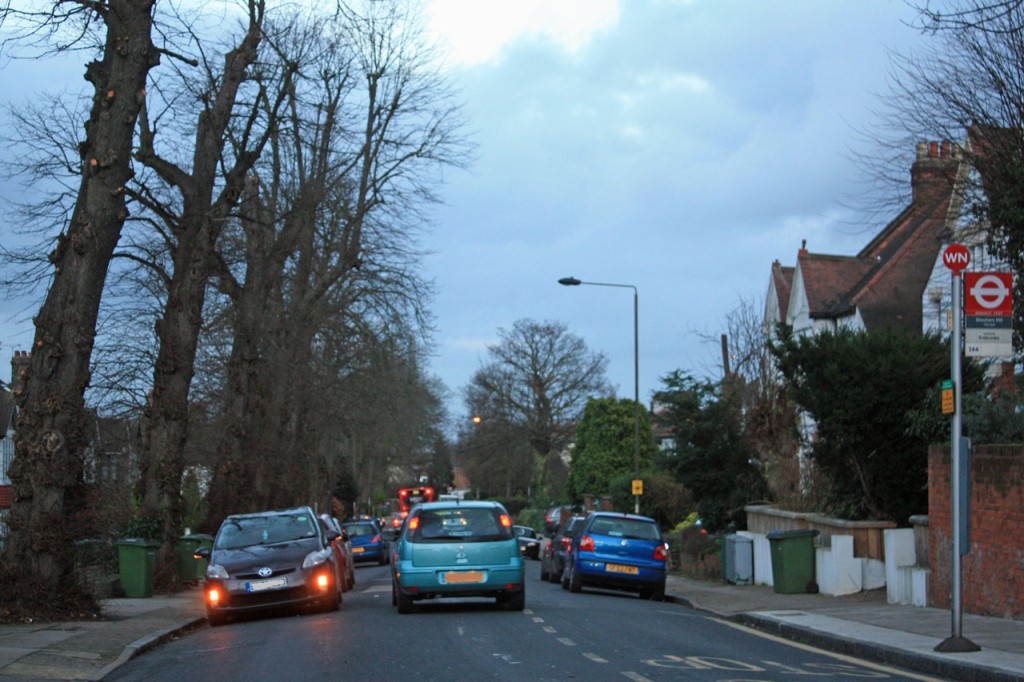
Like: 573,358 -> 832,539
911,139 -> 960,204
10,350 -> 30,396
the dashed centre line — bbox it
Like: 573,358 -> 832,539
557,637 -> 576,646
621,672 -> 654,682
542,626 -> 557,634
582,652 -> 608,663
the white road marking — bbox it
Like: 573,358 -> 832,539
712,618 -> 942,681
582,652 -> 608,663
557,637 -> 576,646
543,626 -> 557,634
621,672 -> 654,681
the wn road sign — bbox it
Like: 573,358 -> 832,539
943,244 -> 971,273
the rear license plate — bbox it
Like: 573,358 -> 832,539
353,547 -> 365,553
246,577 -> 287,592
442,570 -> 485,584
605,563 -> 639,575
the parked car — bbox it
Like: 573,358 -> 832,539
341,519 -> 389,565
320,514 -> 356,591
543,505 -> 573,536
391,500 -> 525,613
514,525 -> 541,560
195,506 -> 343,626
540,515 -> 585,583
561,512 -> 668,600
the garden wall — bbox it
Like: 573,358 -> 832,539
928,444 -> 1024,619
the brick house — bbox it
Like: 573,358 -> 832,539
766,140 -> 968,337
0,351 -> 142,547
0,350 -> 29,546
764,138 -> 1022,616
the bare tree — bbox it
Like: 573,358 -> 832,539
203,3 -> 468,521
1,0 -> 160,590
464,319 -> 611,501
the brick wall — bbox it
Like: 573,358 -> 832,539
928,444 -> 1024,619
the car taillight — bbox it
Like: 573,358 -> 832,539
579,535 -> 595,552
315,571 -> 331,591
560,536 -> 572,548
653,544 -> 667,561
206,588 -> 221,605
371,535 -> 381,543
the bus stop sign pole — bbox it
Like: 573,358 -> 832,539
936,244 -> 980,653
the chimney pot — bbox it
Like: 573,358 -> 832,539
930,141 -> 939,158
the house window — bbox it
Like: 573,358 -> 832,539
0,435 -> 13,486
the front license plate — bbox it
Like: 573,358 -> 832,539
246,577 -> 287,592
605,563 -> 639,575
442,570 -> 485,584
353,547 -> 365,553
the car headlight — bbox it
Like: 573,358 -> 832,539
303,548 -> 331,569
206,563 -> 229,580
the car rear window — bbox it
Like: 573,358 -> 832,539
343,523 -> 376,537
587,517 -> 661,541
409,507 -> 513,543
216,512 -> 319,549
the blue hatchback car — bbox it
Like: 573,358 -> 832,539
562,512 -> 667,600
341,520 -> 388,565
391,501 -> 525,613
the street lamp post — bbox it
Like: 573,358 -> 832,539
558,276 -> 641,514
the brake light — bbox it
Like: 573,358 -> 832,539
408,516 -> 420,530
579,534 -> 595,552
499,514 -> 512,528
654,544 -> 667,561
560,536 -> 572,548
206,588 -> 221,605
371,534 -> 381,543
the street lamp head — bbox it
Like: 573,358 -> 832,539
558,277 -> 581,286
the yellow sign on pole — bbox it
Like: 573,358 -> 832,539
941,379 -> 954,415
632,479 -> 643,496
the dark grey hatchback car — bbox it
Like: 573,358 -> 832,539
195,506 -> 343,625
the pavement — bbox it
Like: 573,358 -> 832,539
1,575 -> 1023,681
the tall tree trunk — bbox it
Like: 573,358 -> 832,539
136,3 -> 267,586
7,1 -> 158,586
138,220 -> 217,586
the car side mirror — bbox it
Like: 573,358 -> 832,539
194,546 -> 211,560
326,530 -> 341,543
340,530 -> 350,543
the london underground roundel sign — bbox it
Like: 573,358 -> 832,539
943,243 -> 971,273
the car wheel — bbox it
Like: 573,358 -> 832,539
396,586 -> 414,614
391,580 -> 398,606
569,564 -> 582,593
560,568 -> 569,590
506,588 -> 525,611
539,559 -> 550,581
347,567 -> 356,591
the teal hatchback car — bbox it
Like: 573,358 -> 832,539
391,501 -> 525,613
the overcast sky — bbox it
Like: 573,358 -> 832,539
0,1 -> 933,425
419,0 -> 929,422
